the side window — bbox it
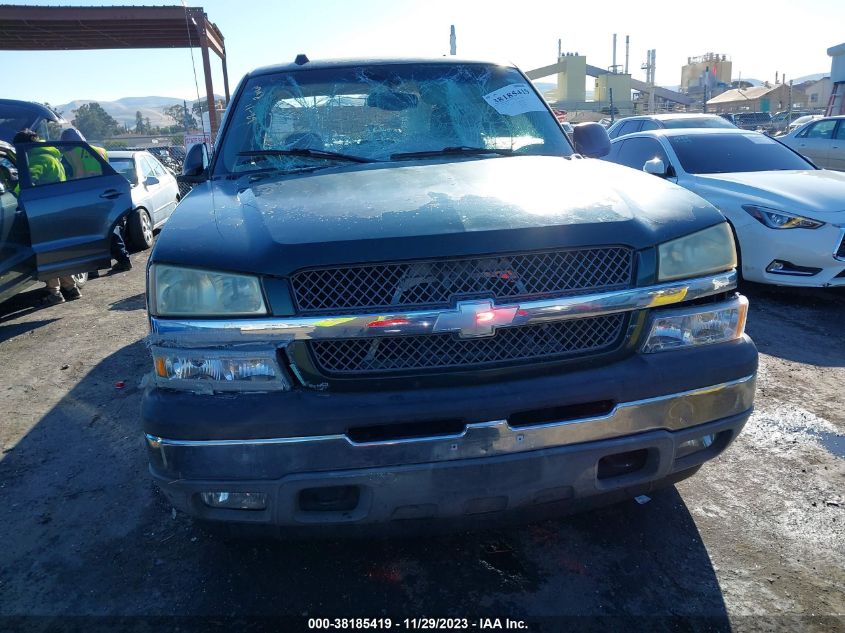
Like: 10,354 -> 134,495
804,120 -> 836,139
615,137 -> 669,171
61,145 -> 105,181
151,158 -> 168,178
23,144 -> 68,187
140,156 -> 158,181
639,120 -> 660,131
617,120 -> 642,137
834,122 -> 845,140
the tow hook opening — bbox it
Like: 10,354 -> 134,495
597,449 -> 650,480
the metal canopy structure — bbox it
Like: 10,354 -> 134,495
0,4 -> 229,134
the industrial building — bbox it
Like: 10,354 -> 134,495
705,83 -> 808,113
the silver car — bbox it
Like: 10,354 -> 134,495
107,150 -> 181,249
778,115 -> 845,171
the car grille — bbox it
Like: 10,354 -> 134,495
307,314 -> 627,376
291,247 -> 633,314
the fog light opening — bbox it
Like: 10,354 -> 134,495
766,260 -> 821,276
597,449 -> 649,480
675,433 -> 716,460
200,491 -> 267,510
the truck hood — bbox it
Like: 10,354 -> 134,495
153,155 -> 725,276
692,170 -> 845,223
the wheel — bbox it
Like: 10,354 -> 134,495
128,208 -> 154,251
71,272 -> 88,287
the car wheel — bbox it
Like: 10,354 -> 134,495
128,208 -> 154,251
71,272 -> 88,287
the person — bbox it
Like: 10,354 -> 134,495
12,128 -> 81,305
60,127 -> 131,274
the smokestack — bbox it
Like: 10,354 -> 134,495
558,38 -> 561,59
612,33 -> 617,73
449,25 -> 456,56
625,35 -> 629,74
775,71 -> 779,84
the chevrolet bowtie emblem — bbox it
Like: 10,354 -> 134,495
432,299 -> 519,338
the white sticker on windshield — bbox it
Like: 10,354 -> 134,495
482,83 -> 546,116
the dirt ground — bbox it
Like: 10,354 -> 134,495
0,248 -> 842,631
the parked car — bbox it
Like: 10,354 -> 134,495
107,150 -> 181,250
606,113 -> 736,139
0,139 -> 131,305
603,128 -> 845,286
0,99 -> 67,144
777,115 -> 845,171
143,56 -> 756,534
769,110 -> 812,134
781,114 -> 823,135
720,111 -> 773,131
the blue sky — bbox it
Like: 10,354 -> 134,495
4,0 -> 845,106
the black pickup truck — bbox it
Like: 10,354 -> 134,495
143,58 -> 757,534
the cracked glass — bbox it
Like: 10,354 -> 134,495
217,62 -> 573,176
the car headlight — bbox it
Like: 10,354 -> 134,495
151,347 -> 289,392
148,264 -> 267,316
642,296 -> 748,353
742,205 -> 824,230
657,223 -> 737,282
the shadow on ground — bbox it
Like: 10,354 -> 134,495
743,282 -> 845,367
0,341 -> 729,627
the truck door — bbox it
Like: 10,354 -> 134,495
15,141 -> 132,280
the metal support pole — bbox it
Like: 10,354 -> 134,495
222,51 -> 231,105
200,35 -> 217,137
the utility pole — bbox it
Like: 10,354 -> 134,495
788,79 -> 793,124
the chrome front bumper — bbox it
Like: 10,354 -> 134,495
146,373 -> 755,478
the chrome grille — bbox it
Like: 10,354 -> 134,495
291,248 -> 633,313
308,314 -> 627,375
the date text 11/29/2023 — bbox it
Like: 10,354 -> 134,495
307,618 -> 529,630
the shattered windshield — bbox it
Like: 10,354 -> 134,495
217,63 -> 572,175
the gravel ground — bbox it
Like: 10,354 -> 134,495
0,248 -> 842,631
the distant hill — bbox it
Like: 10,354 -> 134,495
55,95 -> 224,130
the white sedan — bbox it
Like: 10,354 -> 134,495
107,150 -> 181,250
603,128 -> 845,287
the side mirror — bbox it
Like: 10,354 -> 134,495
144,175 -> 160,187
643,157 -> 668,177
572,122 -> 611,158
179,142 -> 209,183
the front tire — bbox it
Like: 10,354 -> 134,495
128,208 -> 154,251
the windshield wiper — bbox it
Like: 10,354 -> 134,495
390,146 -> 517,160
237,149 -> 376,163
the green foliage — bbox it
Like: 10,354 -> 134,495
72,103 -> 121,141
135,111 -> 146,134
162,104 -> 197,130
103,140 -> 128,150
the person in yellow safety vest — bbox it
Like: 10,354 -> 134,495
60,127 -> 107,178
12,128 -> 82,306
11,129 -> 65,193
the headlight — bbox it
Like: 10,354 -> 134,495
742,205 -> 824,230
658,223 -> 737,282
151,347 -> 289,392
642,296 -> 748,353
149,264 -> 267,316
